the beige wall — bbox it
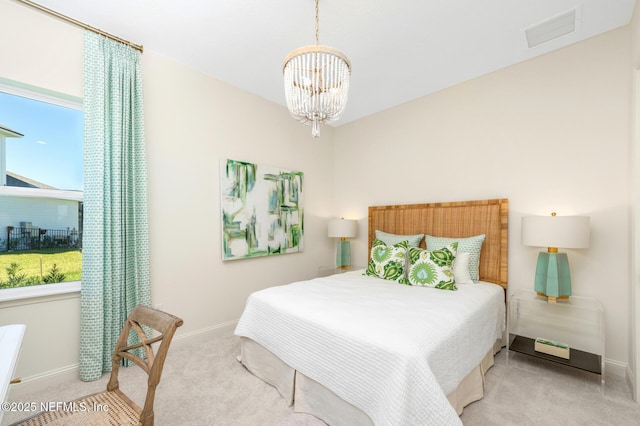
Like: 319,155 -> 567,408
0,0 -> 637,395
0,0 -> 336,386
142,50 -> 336,332
334,27 -> 631,366
630,1 -> 640,401
0,1 -> 82,98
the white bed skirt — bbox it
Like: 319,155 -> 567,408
238,336 -> 503,425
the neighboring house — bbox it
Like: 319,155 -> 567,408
0,125 -> 82,251
5,171 -> 56,189
0,125 -> 22,187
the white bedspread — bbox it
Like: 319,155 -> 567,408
234,270 -> 505,426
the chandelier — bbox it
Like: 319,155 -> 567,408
283,0 -> 351,138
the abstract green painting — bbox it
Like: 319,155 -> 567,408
220,158 -> 304,260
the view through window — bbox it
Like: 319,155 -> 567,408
0,88 -> 83,289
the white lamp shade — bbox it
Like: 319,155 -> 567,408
522,215 -> 590,249
328,218 -> 357,238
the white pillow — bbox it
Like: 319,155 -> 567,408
452,252 -> 474,284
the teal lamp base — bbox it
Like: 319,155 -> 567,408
534,252 -> 572,302
336,239 -> 351,268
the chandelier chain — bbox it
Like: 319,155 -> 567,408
315,0 -> 319,45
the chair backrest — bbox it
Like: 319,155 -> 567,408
106,305 -> 183,425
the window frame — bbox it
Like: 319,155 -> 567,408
0,80 -> 83,302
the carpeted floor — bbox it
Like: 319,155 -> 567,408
3,332 -> 640,425
463,351 -> 640,425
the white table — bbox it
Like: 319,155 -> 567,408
0,324 -> 26,423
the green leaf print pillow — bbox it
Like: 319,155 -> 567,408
365,239 -> 409,282
400,243 -> 458,290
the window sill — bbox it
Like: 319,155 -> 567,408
0,281 -> 81,304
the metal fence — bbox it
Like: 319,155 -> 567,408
3,226 -> 82,252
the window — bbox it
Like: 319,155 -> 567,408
0,83 -> 83,292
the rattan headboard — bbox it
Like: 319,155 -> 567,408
368,199 -> 508,289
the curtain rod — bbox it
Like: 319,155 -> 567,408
17,0 -> 144,53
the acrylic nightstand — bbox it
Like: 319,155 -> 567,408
507,289 -> 605,388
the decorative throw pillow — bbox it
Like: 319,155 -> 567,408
452,252 -> 474,285
375,230 -> 424,248
400,243 -> 458,290
425,234 -> 485,282
365,239 -> 409,282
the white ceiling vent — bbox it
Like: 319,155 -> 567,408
525,8 -> 580,48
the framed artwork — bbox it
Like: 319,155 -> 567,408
220,158 -> 304,260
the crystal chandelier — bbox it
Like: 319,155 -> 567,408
283,0 -> 351,138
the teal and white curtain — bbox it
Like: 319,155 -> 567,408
80,31 -> 151,381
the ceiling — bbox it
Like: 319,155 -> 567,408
24,0 -> 637,126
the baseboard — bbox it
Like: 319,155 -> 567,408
8,364 -> 80,399
605,358 -> 628,378
171,319 -> 238,347
7,319 -> 239,398
626,364 -> 637,402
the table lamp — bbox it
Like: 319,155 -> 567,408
328,218 -> 357,268
521,213 -> 590,302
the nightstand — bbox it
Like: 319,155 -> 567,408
507,289 -> 604,387
318,266 -> 362,277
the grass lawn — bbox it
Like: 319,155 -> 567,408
0,249 -> 82,284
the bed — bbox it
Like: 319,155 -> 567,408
234,198 -> 508,425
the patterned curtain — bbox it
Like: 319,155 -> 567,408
80,31 -> 151,381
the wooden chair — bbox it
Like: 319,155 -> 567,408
12,305 -> 183,426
